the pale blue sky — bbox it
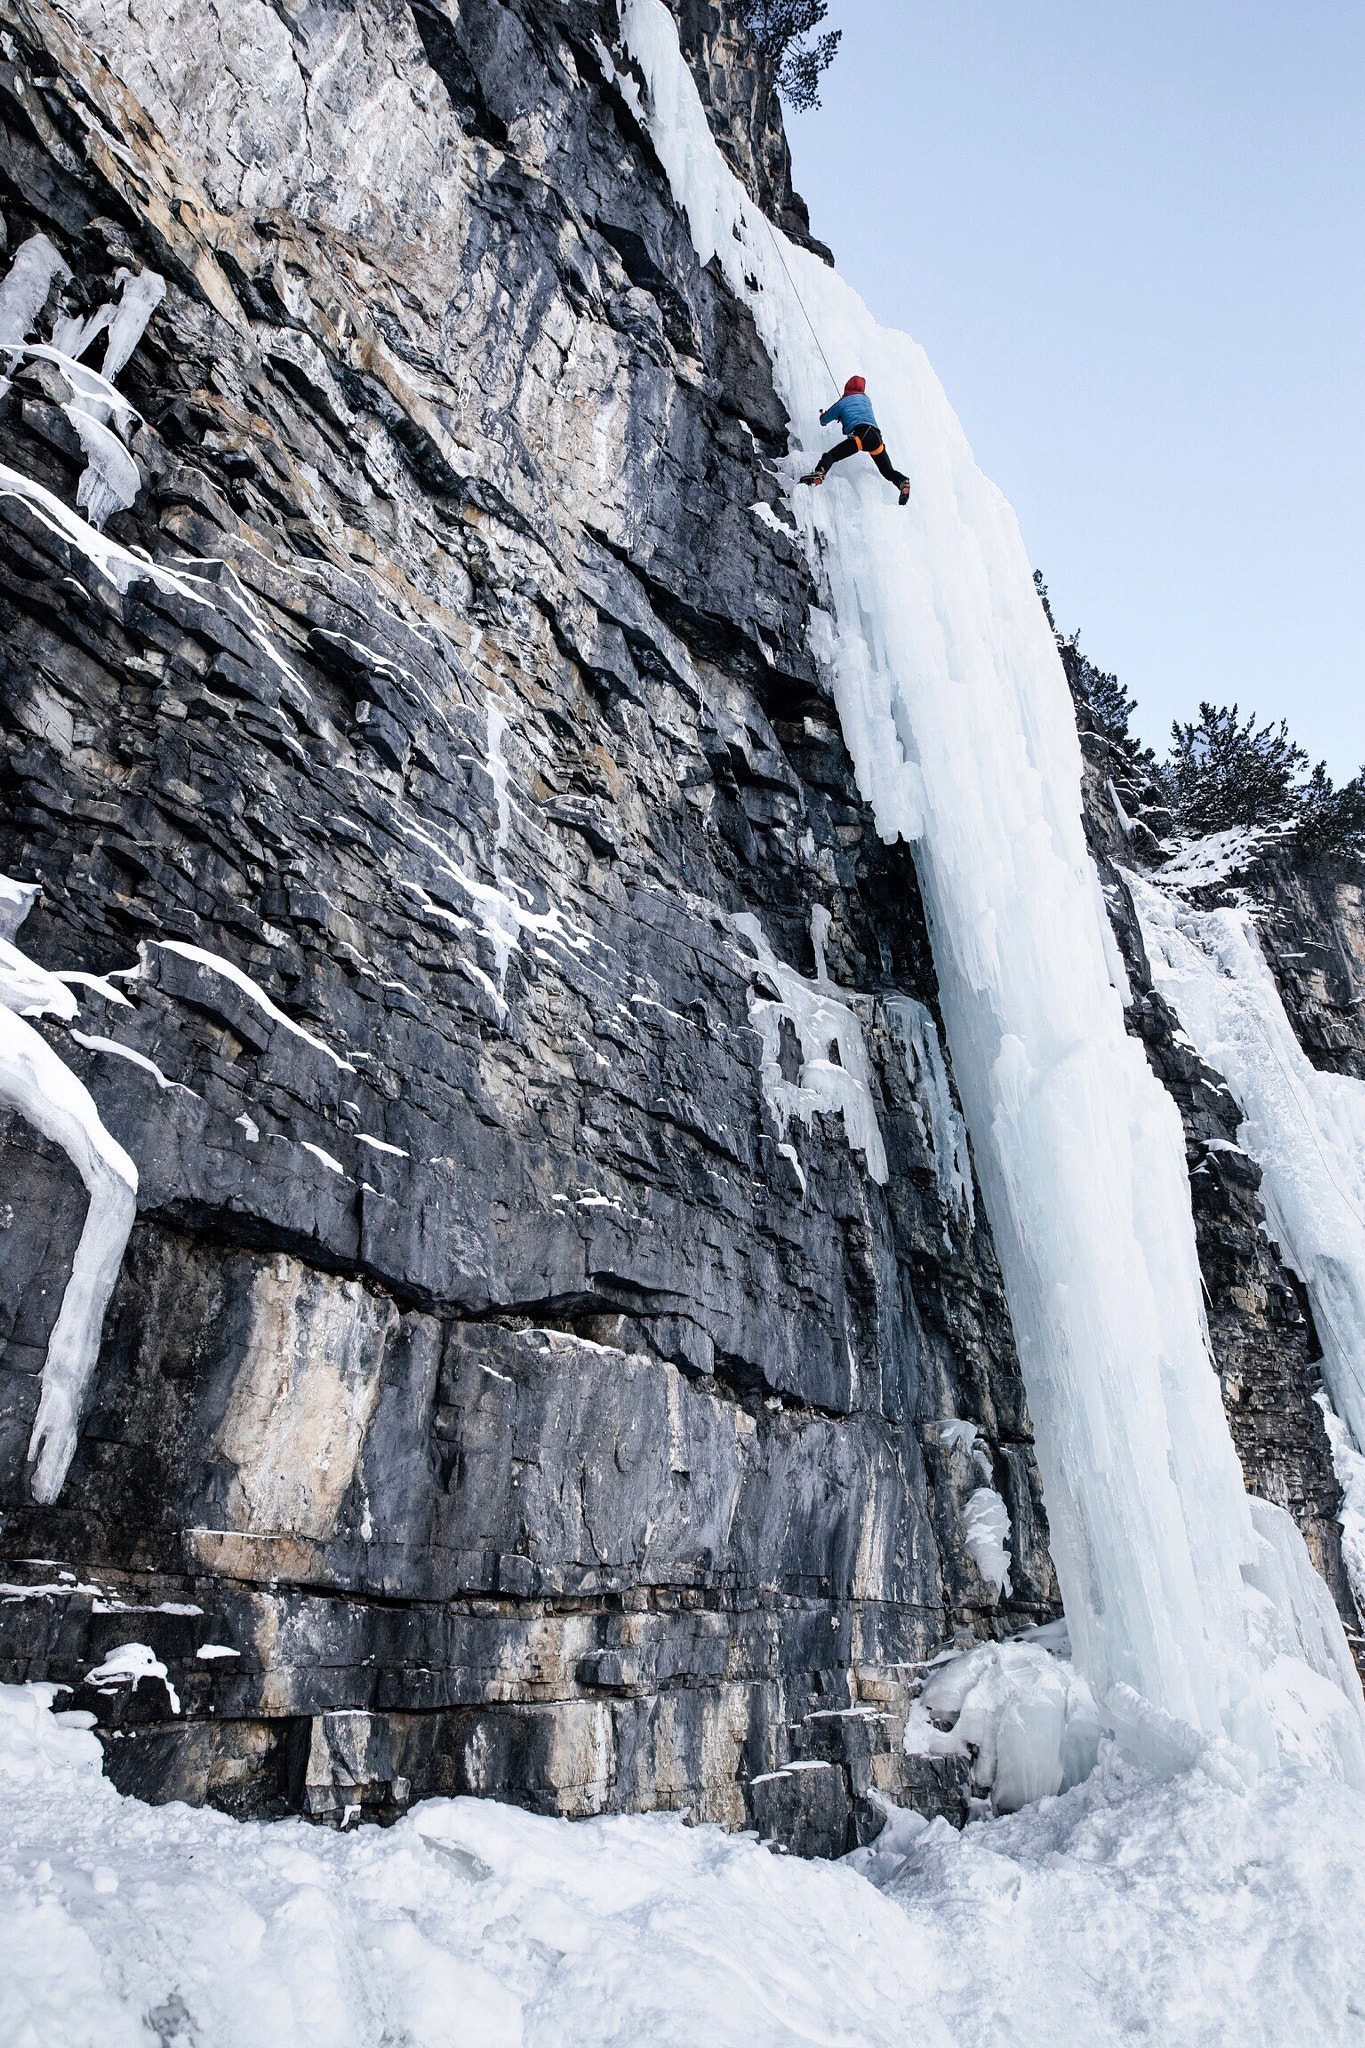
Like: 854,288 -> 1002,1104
785,0 -> 1364,775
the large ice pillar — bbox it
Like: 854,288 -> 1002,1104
619,0 -> 1365,1777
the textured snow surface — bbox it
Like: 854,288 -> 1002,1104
619,0 -> 1364,1776
4,1682 -> 1365,2048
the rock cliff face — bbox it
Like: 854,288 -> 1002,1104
0,0 -> 1356,1853
0,0 -> 1056,1850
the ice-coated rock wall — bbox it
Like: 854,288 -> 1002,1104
619,0 -> 1364,1780
0,0 -> 1061,1847
0,0 -> 1360,1841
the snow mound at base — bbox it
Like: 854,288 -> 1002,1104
4,1683 -> 1365,2048
885,1758 -> 1365,2048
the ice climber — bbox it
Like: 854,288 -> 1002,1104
800,378 -> 910,505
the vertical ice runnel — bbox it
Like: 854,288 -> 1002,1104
1131,874 -> 1365,1614
620,0 -> 1365,1779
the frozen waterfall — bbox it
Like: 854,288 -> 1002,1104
620,0 -> 1365,1781
1131,873 -> 1365,1609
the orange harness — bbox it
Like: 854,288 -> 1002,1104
852,426 -> 886,457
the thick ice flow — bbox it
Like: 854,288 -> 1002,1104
0,879 -> 138,1503
1131,877 -> 1365,1459
620,0 -> 1365,1776
1131,874 -> 1365,1614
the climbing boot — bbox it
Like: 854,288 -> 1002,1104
800,470 -> 825,487
898,480 -> 911,507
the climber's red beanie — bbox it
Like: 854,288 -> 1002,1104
844,376 -> 866,395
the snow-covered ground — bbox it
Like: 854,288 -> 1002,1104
3,1682 -> 1364,2048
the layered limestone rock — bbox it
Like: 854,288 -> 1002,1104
0,0 -> 1356,1850
0,0 -> 1052,1849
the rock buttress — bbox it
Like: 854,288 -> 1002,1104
0,0 -> 1054,1849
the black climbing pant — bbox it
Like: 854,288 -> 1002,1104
817,425 -> 908,491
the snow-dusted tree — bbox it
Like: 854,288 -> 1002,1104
1293,761 -> 1365,860
1164,703 -> 1309,834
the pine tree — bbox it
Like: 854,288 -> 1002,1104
1164,703 -> 1308,835
1293,761 -> 1365,859
1033,573 -> 1150,762
736,0 -> 842,110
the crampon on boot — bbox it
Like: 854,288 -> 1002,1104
799,470 -> 825,487
898,480 -> 911,506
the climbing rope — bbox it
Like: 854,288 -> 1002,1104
756,206 -> 838,394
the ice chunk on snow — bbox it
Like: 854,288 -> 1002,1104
907,1635 -> 1102,1813
620,0 -> 1364,1783
734,909 -> 887,1182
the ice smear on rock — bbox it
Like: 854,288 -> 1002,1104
733,909 -> 887,1183
0,882 -> 137,1504
619,0 -> 1365,1779
962,1485 -> 1012,1597
886,994 -> 973,1230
